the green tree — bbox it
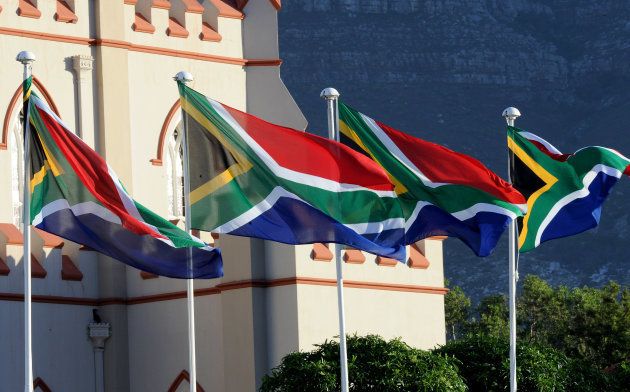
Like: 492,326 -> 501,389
517,275 -> 630,368
436,334 -> 612,391
468,294 -> 509,338
517,275 -> 569,345
260,335 -> 467,392
444,280 -> 471,340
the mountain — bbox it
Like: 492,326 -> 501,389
278,0 -> 630,301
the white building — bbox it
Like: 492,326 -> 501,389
0,1 -> 447,391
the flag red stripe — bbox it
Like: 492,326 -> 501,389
525,139 -> 571,161
375,121 -> 526,204
36,107 -> 162,239
223,106 -> 394,192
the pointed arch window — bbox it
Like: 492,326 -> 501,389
167,370 -> 205,392
33,377 -> 53,392
165,121 -> 185,219
152,100 -> 186,220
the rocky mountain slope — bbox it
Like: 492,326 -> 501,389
278,1 -> 630,301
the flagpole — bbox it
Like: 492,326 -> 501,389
175,71 -> 197,392
503,106 -> 521,392
16,50 -> 35,392
321,87 -> 350,392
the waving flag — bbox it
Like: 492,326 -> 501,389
178,82 -> 406,260
508,126 -> 630,252
338,102 -> 527,257
25,78 -> 222,279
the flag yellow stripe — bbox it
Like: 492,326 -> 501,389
508,136 -> 557,248
190,163 -> 251,204
180,97 -> 253,203
340,120 -> 408,195
30,162 -> 49,193
33,125 -> 64,177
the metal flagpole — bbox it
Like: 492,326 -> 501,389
320,87 -> 350,392
17,50 -> 36,392
175,71 -> 198,392
502,106 -> 521,392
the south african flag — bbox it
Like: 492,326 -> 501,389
508,126 -> 630,252
25,77 -> 222,279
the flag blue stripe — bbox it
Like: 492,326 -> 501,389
406,206 -> 512,257
226,196 -> 407,261
36,209 -> 223,279
540,171 -> 621,245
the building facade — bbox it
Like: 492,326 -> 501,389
0,1 -> 447,391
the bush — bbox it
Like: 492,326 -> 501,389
260,335 -> 467,392
436,334 -> 616,391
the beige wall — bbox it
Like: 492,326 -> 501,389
0,2 -> 446,391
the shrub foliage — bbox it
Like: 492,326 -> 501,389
260,335 -> 466,392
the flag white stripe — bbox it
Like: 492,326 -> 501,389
206,98 -> 397,198
519,131 -> 562,155
358,113 -> 448,189
213,186 -> 405,235
535,164 -> 623,247
31,94 -> 212,249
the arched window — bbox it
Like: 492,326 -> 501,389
164,118 -> 184,219
167,370 -> 205,392
9,110 -> 24,229
33,377 -> 53,392
153,100 -> 185,220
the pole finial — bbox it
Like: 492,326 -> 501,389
502,107 -> 521,125
320,87 -> 340,100
16,51 -> 36,65
174,71 -> 194,84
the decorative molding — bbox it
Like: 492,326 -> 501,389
140,271 -> 159,280
168,370 -> 206,392
18,0 -> 41,19
61,255 -> 83,281
0,278 -> 447,306
375,256 -> 398,267
182,0 -> 204,13
132,13 -> 156,34
0,292 -> 100,306
0,257 -> 10,276
343,249 -> 365,264
33,228 -> 64,248
2,77 -> 61,150
209,0 -> 244,19
95,38 -> 282,65
200,22 -> 221,42
310,243 -> 333,261
407,243 -> 430,269
166,17 -> 189,38
55,0 -> 78,23
72,54 -> 94,72
88,322 -> 111,349
0,26 -> 91,44
0,223 -> 24,244
152,0 -> 172,9
31,255 -> 47,279
151,99 -> 180,166
233,0 -> 281,11
0,28 -> 282,67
